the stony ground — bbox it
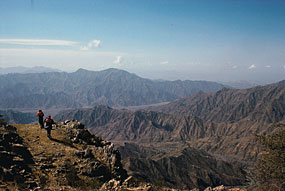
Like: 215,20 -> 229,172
1,123 -> 167,191
12,124 -> 88,190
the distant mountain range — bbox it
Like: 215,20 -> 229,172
0,68 -> 227,109
220,80 -> 260,89
54,106 -> 247,189
151,80 -> 285,124
54,79 -> 285,161
0,110 -> 35,124
54,80 -> 285,189
0,66 -> 61,75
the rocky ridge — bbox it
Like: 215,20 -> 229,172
151,82 -> 285,124
1,119 -> 167,190
0,123 -> 35,190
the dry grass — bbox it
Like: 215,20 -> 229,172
13,124 -> 98,190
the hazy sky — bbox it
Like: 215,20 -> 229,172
0,0 -> 285,83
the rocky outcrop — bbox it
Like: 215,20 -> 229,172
59,120 -> 128,182
1,119 -> 150,190
0,123 -> 37,190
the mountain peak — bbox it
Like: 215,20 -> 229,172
277,79 -> 285,86
74,68 -> 90,73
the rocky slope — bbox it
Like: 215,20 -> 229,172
55,105 -> 206,143
55,106 -> 248,190
147,81 -> 285,161
151,81 -> 285,124
118,143 -> 247,190
55,104 -> 284,162
1,119 -> 161,190
0,68 -> 226,109
0,110 -> 35,124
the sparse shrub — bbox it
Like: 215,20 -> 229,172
86,178 -> 104,189
62,136 -> 73,146
153,179 -> 167,187
39,174 -> 48,188
16,182 -> 27,190
15,174 -> 27,190
64,160 -> 85,188
120,188 -> 131,191
255,129 -> 285,191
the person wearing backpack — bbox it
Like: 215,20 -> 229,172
44,115 -> 54,138
37,109 -> 44,129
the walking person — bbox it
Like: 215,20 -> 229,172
37,109 -> 44,129
44,115 -> 54,139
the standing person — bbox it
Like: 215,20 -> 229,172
37,110 -> 44,129
44,115 -> 54,139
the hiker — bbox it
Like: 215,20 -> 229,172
44,115 -> 54,138
37,109 -> 44,129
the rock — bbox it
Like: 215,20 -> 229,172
40,164 -> 55,170
11,143 -> 33,163
0,151 -> 14,167
213,185 -> 226,191
81,163 -> 110,179
2,168 -> 13,181
33,187 -> 41,191
123,176 -> 138,187
64,120 -> 70,125
100,179 -> 121,191
83,148 -> 93,158
75,151 -> 84,158
25,181 -> 38,189
56,167 -> 67,174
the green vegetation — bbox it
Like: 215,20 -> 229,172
255,129 -> 285,191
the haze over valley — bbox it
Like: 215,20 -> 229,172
1,0 -> 284,190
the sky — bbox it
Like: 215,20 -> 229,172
0,0 -> 285,84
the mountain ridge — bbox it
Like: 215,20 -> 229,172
0,68 -> 227,109
0,66 -> 62,75
150,81 -> 285,123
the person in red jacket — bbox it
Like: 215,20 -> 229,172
44,115 -> 54,138
37,110 -> 44,129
